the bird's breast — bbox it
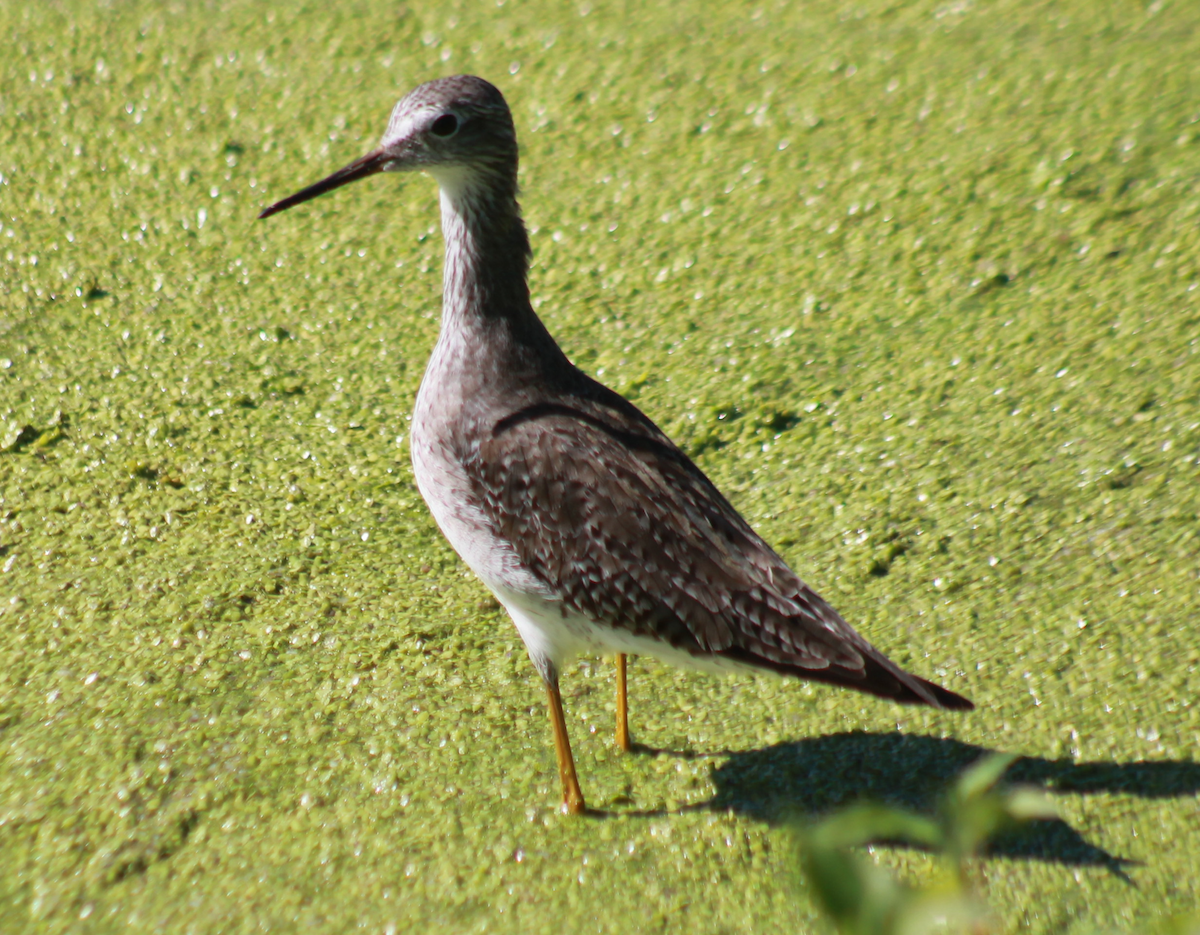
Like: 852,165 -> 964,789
411,351 -> 548,601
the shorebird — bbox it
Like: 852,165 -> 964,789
260,75 -> 972,815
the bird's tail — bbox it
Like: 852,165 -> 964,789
860,650 -> 975,710
898,672 -> 975,710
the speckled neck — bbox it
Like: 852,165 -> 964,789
432,163 -> 560,365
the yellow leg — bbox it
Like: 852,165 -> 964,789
545,677 -> 586,815
615,653 -> 632,753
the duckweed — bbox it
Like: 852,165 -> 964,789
1,0 -> 1197,931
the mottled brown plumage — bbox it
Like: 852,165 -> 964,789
464,371 -> 969,709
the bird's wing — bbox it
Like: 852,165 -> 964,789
464,391 -> 888,680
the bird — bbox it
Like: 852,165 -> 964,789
259,74 -> 972,815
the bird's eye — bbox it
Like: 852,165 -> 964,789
431,114 -> 459,137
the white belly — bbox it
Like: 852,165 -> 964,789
491,581 -> 755,677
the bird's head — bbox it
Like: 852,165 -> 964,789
259,74 -> 518,220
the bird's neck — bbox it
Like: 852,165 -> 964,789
433,167 -> 553,351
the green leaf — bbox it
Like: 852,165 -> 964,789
954,752 -> 1019,801
1004,787 -> 1058,821
811,802 -> 943,851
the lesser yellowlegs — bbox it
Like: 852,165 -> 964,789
260,75 -> 972,815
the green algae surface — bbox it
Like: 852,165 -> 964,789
2,0 -> 1199,931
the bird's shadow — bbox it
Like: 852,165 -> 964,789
619,731 -> 1200,876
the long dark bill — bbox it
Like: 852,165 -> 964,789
258,149 -> 390,220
